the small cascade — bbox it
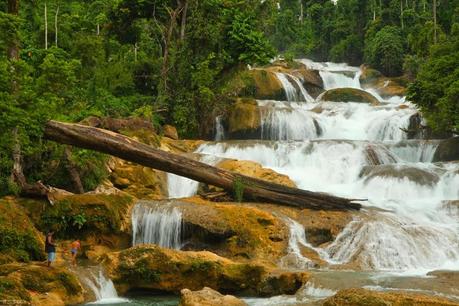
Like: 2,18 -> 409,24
319,70 -> 361,90
286,73 -> 315,102
84,269 -> 127,304
257,100 -> 320,140
386,140 -> 440,163
131,203 -> 182,249
167,173 -> 199,198
280,217 -> 315,269
323,214 -> 459,272
167,155 -> 221,198
214,115 -> 226,141
274,72 -> 299,101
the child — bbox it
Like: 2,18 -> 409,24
70,239 -> 81,267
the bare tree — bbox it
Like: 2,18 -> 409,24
433,0 -> 437,43
45,1 -> 48,49
55,2 -> 59,47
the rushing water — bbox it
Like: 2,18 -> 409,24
84,269 -> 128,305
135,59 -> 458,304
200,59 -> 459,277
131,202 -> 183,249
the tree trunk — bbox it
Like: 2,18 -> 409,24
44,120 -> 362,211
433,0 -> 437,43
400,0 -> 404,29
161,7 -> 180,92
44,2 -> 48,50
7,0 -> 19,60
180,0 -> 188,40
64,146 -> 84,194
55,3 -> 59,47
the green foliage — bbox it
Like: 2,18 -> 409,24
57,272 -> 81,295
0,228 -> 43,262
228,11 -> 275,65
407,27 -> 459,132
119,258 -> 161,283
233,177 -> 246,203
365,26 -> 404,76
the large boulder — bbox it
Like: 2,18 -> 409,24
0,197 -> 45,264
109,157 -> 168,199
139,199 -> 290,264
0,263 -> 84,306
179,287 -> 247,306
323,288 -> 459,306
359,66 -> 407,98
35,193 -> 135,250
227,98 -> 262,139
244,69 -> 286,100
102,245 -> 309,296
216,159 -> 296,188
433,137 -> 459,162
163,124 -> 179,140
360,165 -> 439,187
318,88 -> 380,105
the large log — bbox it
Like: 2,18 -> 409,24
44,120 -> 361,210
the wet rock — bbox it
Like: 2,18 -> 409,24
360,165 -> 440,186
227,98 -> 262,139
170,198 -> 289,263
245,69 -> 286,100
179,287 -> 247,306
433,137 -> 459,162
0,263 -> 84,306
359,66 -> 407,98
102,245 -> 309,296
0,197 -> 45,264
215,159 -> 296,188
163,124 -> 179,140
36,193 -> 135,250
318,88 -> 380,105
323,288 -> 459,306
109,158 -> 168,199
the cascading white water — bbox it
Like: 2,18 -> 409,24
257,100 -> 320,140
286,73 -> 315,102
131,203 -> 182,249
280,217 -> 316,269
274,72 -> 298,101
167,155 -> 221,198
385,140 -> 440,163
84,269 -> 127,304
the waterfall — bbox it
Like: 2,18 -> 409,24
274,72 -> 297,101
258,100 -> 320,140
84,269 -> 127,304
192,59 -> 459,277
287,74 -> 315,102
167,154 -> 221,198
280,217 -> 316,269
131,203 -> 182,249
214,115 -> 226,141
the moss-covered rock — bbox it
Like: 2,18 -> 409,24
109,158 -> 168,199
179,287 -> 247,306
216,159 -> 296,188
323,288 -> 459,306
318,88 -> 380,105
360,165 -> 440,186
359,66 -> 407,98
0,197 -> 45,263
227,98 -> 262,139
246,69 -> 286,100
102,245 -> 309,296
39,193 -> 135,245
0,263 -> 84,306
433,137 -> 459,162
136,198 -> 289,264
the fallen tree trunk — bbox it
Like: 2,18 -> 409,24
44,120 -> 361,210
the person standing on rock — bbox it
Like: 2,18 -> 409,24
70,239 -> 81,267
45,231 -> 56,267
